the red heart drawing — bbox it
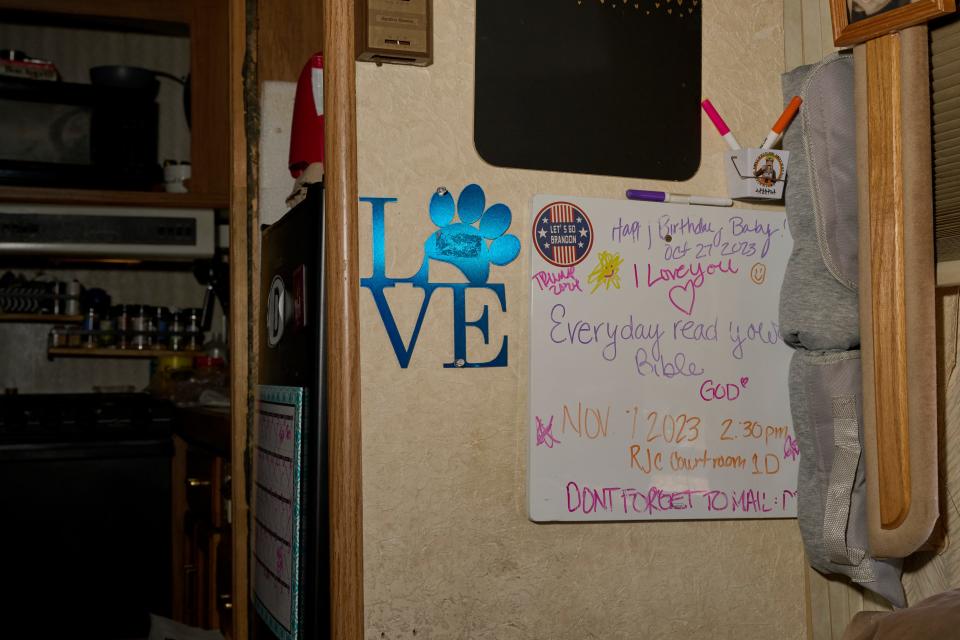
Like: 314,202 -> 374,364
740,376 -> 749,387
668,279 -> 696,316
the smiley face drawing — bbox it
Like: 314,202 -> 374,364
750,262 -> 767,285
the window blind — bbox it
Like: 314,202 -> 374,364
933,17 -> 960,267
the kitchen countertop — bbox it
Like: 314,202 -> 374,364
174,405 -> 230,458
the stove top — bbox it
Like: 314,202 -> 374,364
0,393 -> 173,444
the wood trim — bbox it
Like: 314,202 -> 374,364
829,0 -> 955,47
208,455 -> 225,631
228,0 -> 249,637
865,34 -> 912,529
172,435 -> 189,621
257,0 -> 324,82
190,0 -> 232,201
323,0 -> 363,637
858,23 -> 939,560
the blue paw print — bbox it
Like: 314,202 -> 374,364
423,184 -> 521,284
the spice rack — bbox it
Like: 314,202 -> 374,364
49,305 -> 206,357
0,313 -> 82,323
48,347 -> 200,359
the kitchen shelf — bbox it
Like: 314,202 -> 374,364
0,313 -> 83,323
48,347 -> 201,359
0,186 -> 228,209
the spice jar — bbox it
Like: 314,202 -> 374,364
169,308 -> 183,351
154,306 -> 170,350
131,305 -> 150,350
82,307 -> 98,349
64,280 -> 81,316
113,305 -> 130,349
98,313 -> 115,347
184,307 -> 202,351
49,325 -> 66,348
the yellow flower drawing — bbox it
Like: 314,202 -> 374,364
587,251 -> 624,293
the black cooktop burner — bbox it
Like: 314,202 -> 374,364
0,392 -> 173,444
0,391 -> 174,637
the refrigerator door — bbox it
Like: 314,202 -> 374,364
252,183 -> 327,640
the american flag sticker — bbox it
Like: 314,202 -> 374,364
532,201 -> 594,267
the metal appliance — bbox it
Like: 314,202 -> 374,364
252,183 -> 327,639
0,203 -> 215,260
0,74 -> 161,190
0,392 -> 174,638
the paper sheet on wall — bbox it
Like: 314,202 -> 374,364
252,385 -> 304,640
528,196 -> 798,521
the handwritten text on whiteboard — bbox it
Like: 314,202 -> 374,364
528,196 -> 796,521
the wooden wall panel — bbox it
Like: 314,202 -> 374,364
858,27 -> 939,557
865,33 -> 912,529
190,0 -> 232,200
229,0 -> 250,637
323,0 -> 363,637
258,0 -> 324,82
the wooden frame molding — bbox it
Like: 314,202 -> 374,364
0,0 -> 232,203
323,0 -> 364,638
856,26 -> 940,557
229,0 -> 250,636
830,0 -> 955,47
865,34 -> 911,529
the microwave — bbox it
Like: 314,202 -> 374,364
0,76 -> 161,190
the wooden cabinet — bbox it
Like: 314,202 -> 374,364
172,407 -> 233,636
0,0 -> 231,208
0,1 -> 248,635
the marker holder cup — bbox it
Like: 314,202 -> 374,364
724,148 -> 789,201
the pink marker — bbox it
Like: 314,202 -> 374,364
701,99 -> 741,150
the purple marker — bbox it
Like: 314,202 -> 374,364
626,189 -> 667,202
626,189 -> 733,207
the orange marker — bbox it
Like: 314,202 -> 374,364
760,96 -> 802,149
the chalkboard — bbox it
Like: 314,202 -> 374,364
528,196 -> 798,521
475,0 -> 702,180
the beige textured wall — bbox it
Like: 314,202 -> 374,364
356,2 -> 805,638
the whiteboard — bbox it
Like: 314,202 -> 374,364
528,196 -> 798,521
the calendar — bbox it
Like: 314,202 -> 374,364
252,385 -> 305,640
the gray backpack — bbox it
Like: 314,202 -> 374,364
780,53 -> 905,608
